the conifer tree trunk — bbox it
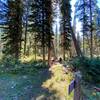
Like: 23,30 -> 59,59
42,45 -> 45,62
48,46 -> 51,66
90,0 -> 93,58
11,0 -> 23,59
55,24 -> 58,57
24,4 -> 28,56
62,8 -> 66,60
69,23 -> 82,57
42,0 -> 45,62
83,0 -> 85,55
34,34 -> 37,61
63,32 -> 66,60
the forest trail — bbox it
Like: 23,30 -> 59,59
31,62 -> 73,100
0,63 -> 73,100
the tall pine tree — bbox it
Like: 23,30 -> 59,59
1,0 -> 23,59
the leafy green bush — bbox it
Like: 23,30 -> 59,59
70,57 -> 100,83
0,57 -> 48,75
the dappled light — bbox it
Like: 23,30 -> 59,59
42,64 -> 74,100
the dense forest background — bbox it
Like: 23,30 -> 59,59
0,0 -> 100,61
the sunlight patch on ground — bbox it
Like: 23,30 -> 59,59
21,55 -> 35,62
42,64 -> 74,100
21,55 -> 48,63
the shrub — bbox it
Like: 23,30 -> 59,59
0,57 -> 48,75
69,57 -> 100,83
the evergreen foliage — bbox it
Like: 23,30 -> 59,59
70,57 -> 100,83
1,0 -> 23,58
29,0 -> 53,61
75,0 -> 98,57
60,0 -> 72,60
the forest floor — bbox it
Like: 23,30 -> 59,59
0,63 -> 73,100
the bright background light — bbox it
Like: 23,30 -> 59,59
71,0 -> 100,36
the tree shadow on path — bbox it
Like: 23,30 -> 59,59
30,68 -> 59,100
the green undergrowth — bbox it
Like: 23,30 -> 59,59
69,57 -> 100,83
82,83 -> 100,100
69,57 -> 100,100
0,56 -> 48,75
0,58 -> 74,100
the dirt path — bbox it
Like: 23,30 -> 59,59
31,63 -> 73,100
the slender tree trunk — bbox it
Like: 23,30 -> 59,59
42,45 -> 45,62
86,34 -> 90,56
24,5 -> 28,56
16,0 -> 22,59
34,47 -> 37,61
55,24 -> 58,57
69,23 -> 82,57
63,17 -> 66,60
42,1 -> 45,62
90,0 -> 93,58
27,46 -> 30,56
63,33 -> 65,60
83,33 -> 85,55
34,35 -> 37,61
42,23 -> 45,62
48,29 -> 52,66
83,0 -> 85,55
69,48 -> 72,58
15,42 -> 19,59
48,47 -> 51,66
52,40 -> 56,58
63,48 -> 65,60
28,39 -> 31,56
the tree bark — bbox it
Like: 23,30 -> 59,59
34,34 -> 37,61
42,0 -> 45,62
69,23 -> 82,57
48,47 -> 51,66
24,4 -> 28,56
63,32 -> 66,60
90,0 -> 93,58
83,0 -> 86,55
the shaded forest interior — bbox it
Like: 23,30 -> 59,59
0,0 -> 100,61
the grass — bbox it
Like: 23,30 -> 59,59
0,55 -> 99,99
0,69 -> 51,100
42,63 -> 74,100
21,55 -> 48,63
0,55 -> 48,75
0,55 -> 74,99
0,73 -> 34,100
0,61 -> 74,100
